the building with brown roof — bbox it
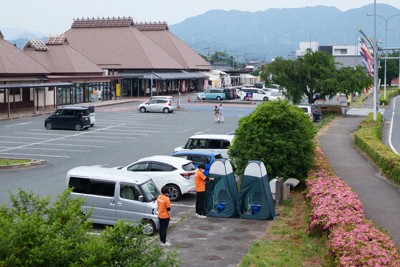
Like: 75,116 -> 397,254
64,17 -> 211,97
24,35 -> 116,105
0,31 -> 68,117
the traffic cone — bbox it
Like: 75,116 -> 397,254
188,95 -> 191,102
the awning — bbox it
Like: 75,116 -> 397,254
120,71 -> 208,80
0,82 -> 74,89
201,71 -> 220,81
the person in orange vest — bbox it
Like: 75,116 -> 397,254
157,186 -> 171,247
195,164 -> 214,218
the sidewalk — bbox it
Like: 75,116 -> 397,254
317,95 -> 400,247
0,97 -> 143,121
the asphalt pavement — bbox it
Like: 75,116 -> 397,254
318,94 -> 400,248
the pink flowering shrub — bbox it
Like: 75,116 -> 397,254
306,147 -> 400,266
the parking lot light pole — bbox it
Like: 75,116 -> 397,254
367,13 -> 400,99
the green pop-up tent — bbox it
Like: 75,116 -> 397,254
205,159 -> 239,218
236,161 -> 275,220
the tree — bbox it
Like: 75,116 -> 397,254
261,50 -> 373,104
0,189 -> 180,267
228,100 -> 316,182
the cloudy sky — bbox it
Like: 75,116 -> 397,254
1,0 -> 399,35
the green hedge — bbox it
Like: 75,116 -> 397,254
379,88 -> 400,105
354,113 -> 400,184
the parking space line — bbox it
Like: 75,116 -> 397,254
0,135 -> 47,140
83,132 -> 148,136
0,147 -> 90,152
34,143 -> 106,148
0,141 -> 30,144
4,122 -> 33,127
0,123 -> 126,153
69,135 -> 137,140
99,128 -> 160,133
0,152 -> 70,158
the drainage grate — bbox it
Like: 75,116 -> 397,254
214,245 -> 231,251
233,227 -> 249,232
176,242 -> 193,248
224,236 -> 241,241
203,255 -> 222,261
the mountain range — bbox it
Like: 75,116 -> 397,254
2,3 -> 400,63
169,3 -> 400,63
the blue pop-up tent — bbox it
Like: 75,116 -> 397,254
205,159 -> 239,218
236,161 -> 275,220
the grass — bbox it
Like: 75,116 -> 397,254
239,192 -> 335,267
0,158 -> 31,166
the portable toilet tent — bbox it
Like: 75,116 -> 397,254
205,159 -> 239,218
237,161 -> 275,220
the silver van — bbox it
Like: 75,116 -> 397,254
66,166 -> 160,235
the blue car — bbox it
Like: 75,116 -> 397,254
171,150 -> 223,177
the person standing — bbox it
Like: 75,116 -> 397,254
214,105 -> 220,123
157,186 -> 171,247
195,164 -> 214,218
218,104 -> 224,123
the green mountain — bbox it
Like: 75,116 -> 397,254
170,3 -> 400,63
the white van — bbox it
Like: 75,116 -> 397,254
66,166 -> 160,235
174,134 -> 234,158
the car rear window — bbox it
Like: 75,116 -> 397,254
182,162 -> 197,171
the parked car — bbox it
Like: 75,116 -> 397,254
118,155 -> 197,201
44,106 -> 91,131
267,91 -> 285,101
174,134 -> 234,158
222,87 -> 234,99
238,88 -> 269,101
171,150 -> 224,177
297,104 -> 322,122
138,98 -> 175,113
66,166 -> 160,235
197,91 -> 205,100
201,88 -> 226,101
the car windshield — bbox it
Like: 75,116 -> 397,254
139,179 -> 160,201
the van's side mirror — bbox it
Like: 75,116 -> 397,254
138,195 -> 144,202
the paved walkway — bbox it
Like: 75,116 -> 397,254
318,95 -> 400,247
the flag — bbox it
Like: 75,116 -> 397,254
359,29 -> 374,48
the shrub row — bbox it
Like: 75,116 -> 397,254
379,88 -> 400,106
306,147 -> 400,266
354,113 -> 400,184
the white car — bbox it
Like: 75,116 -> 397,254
267,91 -> 285,101
238,88 -> 269,101
174,134 -> 234,158
119,155 -> 196,201
138,98 -> 175,113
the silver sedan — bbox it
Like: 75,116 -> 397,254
138,99 -> 176,113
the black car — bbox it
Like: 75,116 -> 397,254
44,106 -> 91,131
297,104 -> 322,122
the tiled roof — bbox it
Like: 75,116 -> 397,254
47,34 -> 67,45
25,38 -> 48,51
0,33 -> 49,75
72,17 -> 133,28
134,22 -> 168,31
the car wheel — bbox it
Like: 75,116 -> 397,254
163,108 -> 170,113
141,220 -> 156,236
263,97 -> 269,101
45,122 -> 53,130
166,184 -> 182,201
75,124 -> 82,131
139,107 -> 146,113
216,96 -> 221,101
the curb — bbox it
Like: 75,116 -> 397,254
0,159 -> 46,170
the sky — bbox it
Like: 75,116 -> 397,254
1,0 -> 400,37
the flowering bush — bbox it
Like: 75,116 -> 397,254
306,147 -> 400,266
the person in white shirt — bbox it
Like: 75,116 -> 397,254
218,104 -> 224,123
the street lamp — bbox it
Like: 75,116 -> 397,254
367,13 -> 400,99
388,28 -> 400,89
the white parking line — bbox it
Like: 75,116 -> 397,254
0,135 -> 47,140
0,146 -> 90,152
4,122 -> 33,127
0,123 -> 126,153
83,131 -> 148,136
0,152 -> 70,158
34,143 -> 106,148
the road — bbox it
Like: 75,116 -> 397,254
0,101 -> 257,221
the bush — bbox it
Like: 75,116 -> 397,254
379,88 -> 400,105
306,147 -> 400,266
0,189 -> 180,267
228,100 -> 316,182
354,113 -> 400,184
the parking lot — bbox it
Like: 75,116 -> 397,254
0,100 -> 256,222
